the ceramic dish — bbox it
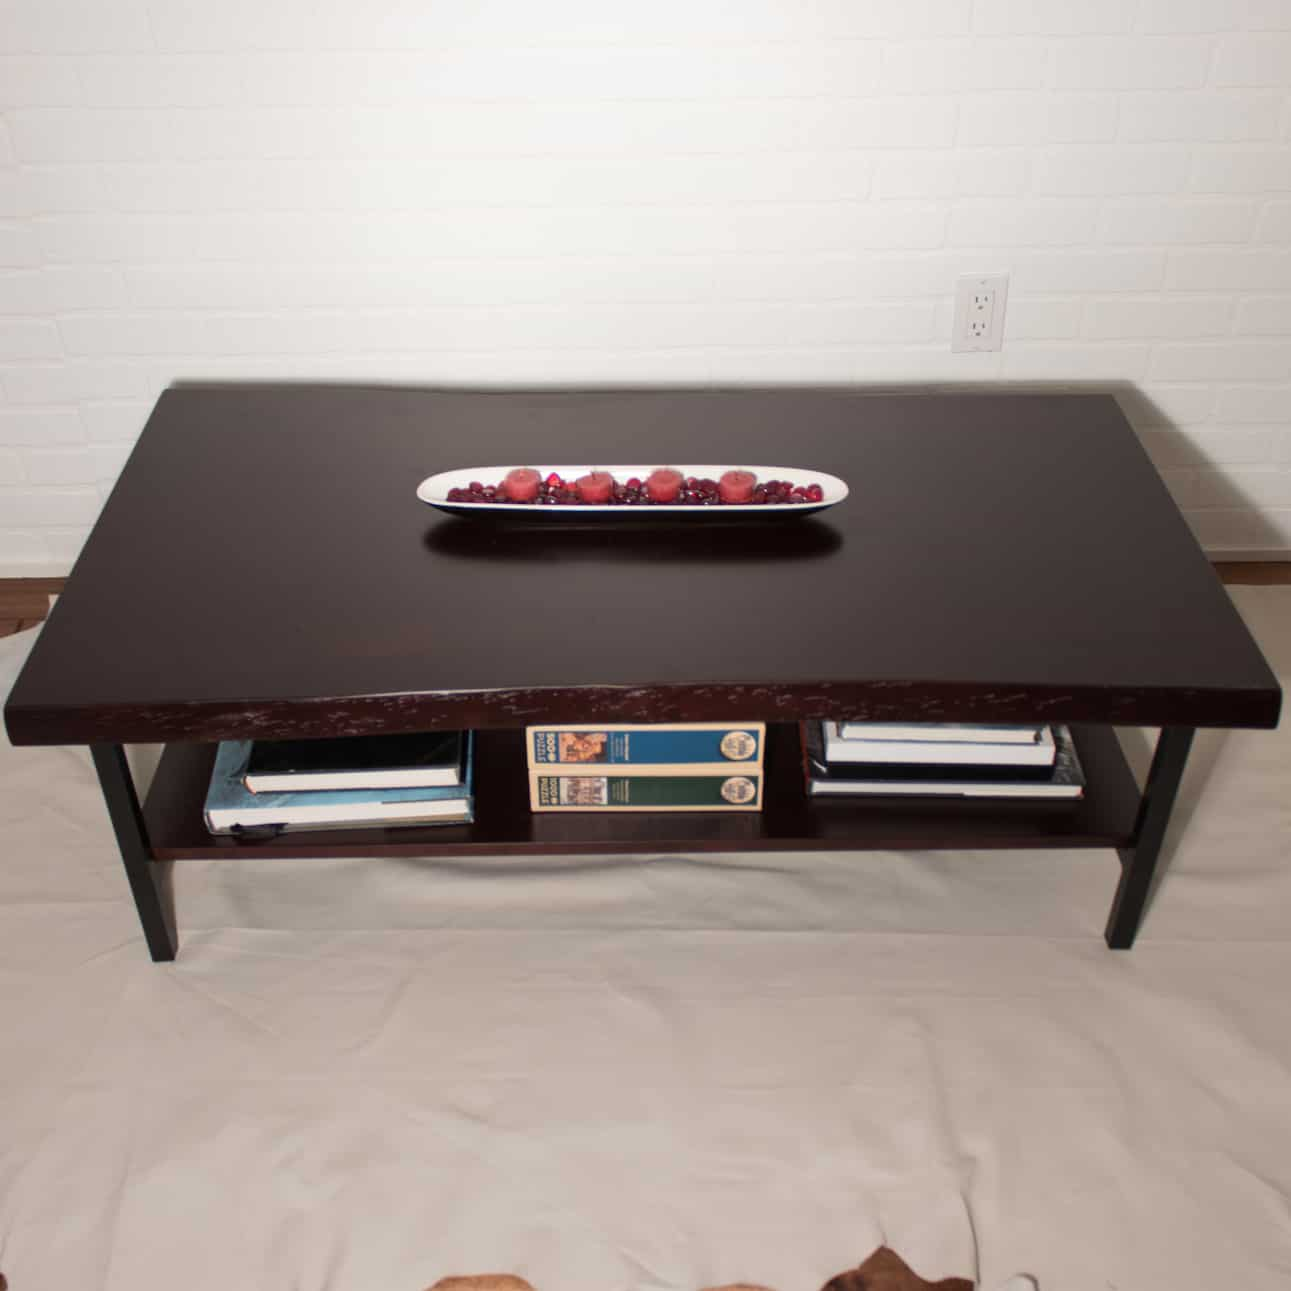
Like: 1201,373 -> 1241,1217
416,465 -> 848,519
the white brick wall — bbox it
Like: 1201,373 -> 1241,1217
4,0 -> 1291,569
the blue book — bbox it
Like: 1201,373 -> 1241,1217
204,733 -> 474,834
527,722 -> 765,768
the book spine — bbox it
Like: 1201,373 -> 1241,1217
822,741 -> 1053,766
530,761 -> 764,778
837,722 -> 1041,744
807,781 -> 1080,799
813,760 -> 1055,783
529,771 -> 762,812
526,723 -> 765,769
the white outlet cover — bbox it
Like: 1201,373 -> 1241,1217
952,273 -> 1009,353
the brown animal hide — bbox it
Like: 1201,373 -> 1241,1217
426,1278 -> 536,1291
423,1246 -> 975,1291
821,1246 -> 974,1291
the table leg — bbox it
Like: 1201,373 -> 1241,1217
1106,726 -> 1195,950
90,743 -> 178,962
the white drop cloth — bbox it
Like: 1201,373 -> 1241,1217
2,587 -> 1289,1291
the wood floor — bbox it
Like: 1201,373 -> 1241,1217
0,578 -> 65,638
2,566 -> 1289,640
1213,562 -> 1291,585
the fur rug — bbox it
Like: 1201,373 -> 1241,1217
422,1246 -> 1023,1291
0,1246 -> 1030,1291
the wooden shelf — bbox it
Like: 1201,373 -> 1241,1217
143,724 -> 1142,861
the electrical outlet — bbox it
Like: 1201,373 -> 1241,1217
952,273 -> 1008,352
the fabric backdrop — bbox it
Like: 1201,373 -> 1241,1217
1,587 -> 1289,1291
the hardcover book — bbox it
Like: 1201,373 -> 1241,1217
530,770 -> 762,812
836,720 -> 1044,744
205,734 -> 475,834
821,721 -> 1056,767
244,730 -> 464,792
802,723 -> 1085,800
526,722 -> 765,769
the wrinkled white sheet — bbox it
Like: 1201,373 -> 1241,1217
1,587 -> 1289,1291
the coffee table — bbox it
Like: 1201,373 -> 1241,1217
4,386 -> 1281,961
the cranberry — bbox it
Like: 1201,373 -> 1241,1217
443,467 -> 832,506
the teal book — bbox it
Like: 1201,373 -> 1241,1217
530,769 -> 762,812
527,722 -> 764,768
204,733 -> 474,834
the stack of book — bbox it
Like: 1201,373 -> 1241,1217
526,721 -> 767,812
203,730 -> 475,835
802,719 -> 1085,801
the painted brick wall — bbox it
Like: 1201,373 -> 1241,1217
4,0 -> 1291,571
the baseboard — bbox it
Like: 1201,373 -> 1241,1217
0,577 -> 68,591
1212,563 -> 1291,584
1207,548 -> 1291,562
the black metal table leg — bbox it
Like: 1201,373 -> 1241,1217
90,743 -> 178,962
1105,726 -> 1196,950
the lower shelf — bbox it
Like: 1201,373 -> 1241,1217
142,723 -> 1143,860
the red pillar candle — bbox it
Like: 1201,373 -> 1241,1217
500,467 -> 541,502
718,469 -> 757,503
645,467 -> 683,503
576,470 -> 615,504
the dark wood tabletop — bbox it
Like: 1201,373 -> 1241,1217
4,384 -> 1281,745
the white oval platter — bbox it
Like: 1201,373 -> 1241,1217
416,465 -> 848,519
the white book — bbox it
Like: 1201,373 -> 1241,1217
204,739 -> 474,834
808,778 -> 1081,800
806,724 -> 1084,800
822,722 -> 1056,767
837,720 -> 1043,744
